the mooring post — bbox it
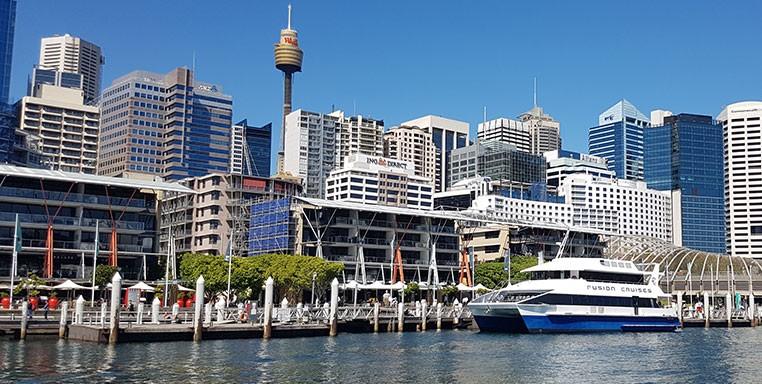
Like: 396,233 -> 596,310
436,303 -> 443,330
108,272 -> 122,344
373,302 -> 380,333
204,303 -> 212,326
171,302 -> 179,323
329,278 -> 339,336
397,302 -> 404,332
703,291 -> 710,328
726,292 -> 733,328
99,301 -> 106,325
263,276 -> 274,339
136,303 -> 144,325
420,300 -> 428,331
280,298 -> 290,324
59,301 -> 68,339
453,299 -> 461,327
76,295 -> 85,325
20,300 -> 28,340
676,291 -> 683,327
750,292 -> 756,327
151,298 -> 160,324
193,275 -> 205,342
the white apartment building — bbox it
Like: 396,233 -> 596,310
326,153 -> 434,210
559,173 -> 672,241
383,125 -> 436,182
17,84 -> 99,173
718,101 -> 762,257
401,115 -> 470,193
469,194 -> 575,226
519,106 -> 561,154
477,117 -> 531,153
284,109 -> 384,198
39,34 -> 104,104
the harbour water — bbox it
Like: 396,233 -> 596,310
0,328 -> 759,383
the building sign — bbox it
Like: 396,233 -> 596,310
366,156 -> 408,170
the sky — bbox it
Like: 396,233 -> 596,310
9,1 -> 762,171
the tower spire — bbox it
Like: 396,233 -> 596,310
533,77 -> 537,108
287,3 -> 292,29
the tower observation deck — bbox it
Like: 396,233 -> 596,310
274,4 -> 303,175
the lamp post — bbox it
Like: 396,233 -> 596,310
311,272 -> 317,306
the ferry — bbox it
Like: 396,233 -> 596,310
468,258 -> 680,333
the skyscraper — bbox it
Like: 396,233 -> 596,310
384,125 -> 436,182
0,0 -> 16,163
477,117 -> 531,153
518,106 -> 561,155
401,115 -> 469,193
98,68 -> 233,181
718,101 -> 762,257
274,5 -> 303,174
589,99 -> 649,181
230,119 -> 272,177
38,34 -> 104,104
645,113 -> 725,254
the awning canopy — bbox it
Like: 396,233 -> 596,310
127,282 -> 155,291
52,279 -> 92,290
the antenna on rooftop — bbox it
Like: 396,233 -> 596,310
288,3 -> 292,30
533,77 -> 537,108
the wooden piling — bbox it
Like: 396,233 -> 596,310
420,300 -> 428,331
193,275 -> 205,342
436,303 -> 443,330
59,301 -> 68,339
263,277 -> 274,339
703,292 -> 709,328
20,300 -> 28,340
329,278 -> 338,337
397,302 -> 404,332
108,273 -> 122,344
373,302 -> 380,333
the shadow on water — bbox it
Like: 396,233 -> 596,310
0,328 -> 759,383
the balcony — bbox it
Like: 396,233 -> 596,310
0,185 -> 150,208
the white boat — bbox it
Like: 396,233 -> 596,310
468,258 -> 680,333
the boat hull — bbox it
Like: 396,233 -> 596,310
472,309 -> 679,333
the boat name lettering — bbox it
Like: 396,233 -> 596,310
587,284 -> 652,294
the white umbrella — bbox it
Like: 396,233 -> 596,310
456,283 -> 476,291
128,281 -> 155,292
177,284 -> 195,292
52,279 -> 91,290
390,281 -> 406,290
474,283 -> 490,291
364,281 -> 393,290
340,280 -> 362,290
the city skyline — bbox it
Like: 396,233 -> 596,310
7,1 -> 762,173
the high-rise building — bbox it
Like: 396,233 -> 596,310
384,125 -> 436,182
518,106 -> 561,154
544,150 -> 614,191
718,101 -> 762,257
645,113 -> 725,254
477,118 -> 531,153
98,68 -> 233,181
0,0 -> 16,163
450,140 -> 546,191
28,66 -> 83,96
230,119 -> 272,177
17,84 -> 99,173
274,5 -> 303,174
589,99 -> 649,181
38,34 -> 104,104
283,109 -> 384,198
401,115 -> 469,193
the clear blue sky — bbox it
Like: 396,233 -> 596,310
9,1 -> 762,171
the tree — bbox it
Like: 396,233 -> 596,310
178,253 -> 229,299
94,265 -> 119,289
474,255 -> 538,289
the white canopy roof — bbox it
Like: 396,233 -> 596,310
52,280 -> 92,290
127,282 -> 155,291
522,258 -> 642,275
178,284 -> 195,292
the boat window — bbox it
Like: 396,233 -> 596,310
579,271 -> 644,284
526,294 -> 660,308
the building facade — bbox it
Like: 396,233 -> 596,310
450,140 -> 546,191
401,115 -> 469,193
0,165 -> 190,280
334,111 -> 384,170
0,0 -> 16,163
38,34 -> 104,104
383,125 -> 436,182
159,173 -> 301,257
325,153 -> 434,210
518,106 -> 561,154
718,101 -> 762,257
28,66 -> 83,96
544,150 -> 613,191
17,84 -> 99,173
559,173 -> 672,241
644,113 -> 725,254
97,68 -> 233,181
589,99 -> 649,181
477,117 -> 531,153
230,119 -> 271,177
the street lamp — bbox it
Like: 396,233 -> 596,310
311,272 -> 317,306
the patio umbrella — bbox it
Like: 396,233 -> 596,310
128,281 -> 155,292
177,284 -> 195,292
52,279 -> 91,290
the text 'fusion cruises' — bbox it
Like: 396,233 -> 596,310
468,258 -> 680,333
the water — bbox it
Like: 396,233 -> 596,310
0,328 -> 759,383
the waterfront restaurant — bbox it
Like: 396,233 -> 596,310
0,165 -> 193,281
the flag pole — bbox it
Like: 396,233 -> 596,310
226,236 -> 233,307
10,214 -> 21,308
91,220 -> 99,304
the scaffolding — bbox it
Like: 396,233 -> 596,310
247,197 -> 294,256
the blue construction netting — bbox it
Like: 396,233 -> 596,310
248,197 -> 292,256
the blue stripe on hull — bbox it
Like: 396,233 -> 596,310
475,314 -> 679,333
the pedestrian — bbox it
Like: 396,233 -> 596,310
43,299 -> 49,320
27,300 -> 33,319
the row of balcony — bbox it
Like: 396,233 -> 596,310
0,212 -> 147,231
0,186 -> 152,208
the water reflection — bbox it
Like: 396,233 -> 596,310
1,329 -> 762,383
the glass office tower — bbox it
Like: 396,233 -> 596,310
645,113 -> 725,254
0,0 -> 16,163
589,99 -> 649,181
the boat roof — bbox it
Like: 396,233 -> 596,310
522,258 -> 643,275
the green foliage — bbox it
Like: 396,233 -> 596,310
1,292 -> 8,298
403,282 -> 420,296
179,253 -> 344,303
13,273 -> 45,295
49,291 -> 57,298
94,265 -> 119,289
440,285 -> 458,297
474,255 -> 538,289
